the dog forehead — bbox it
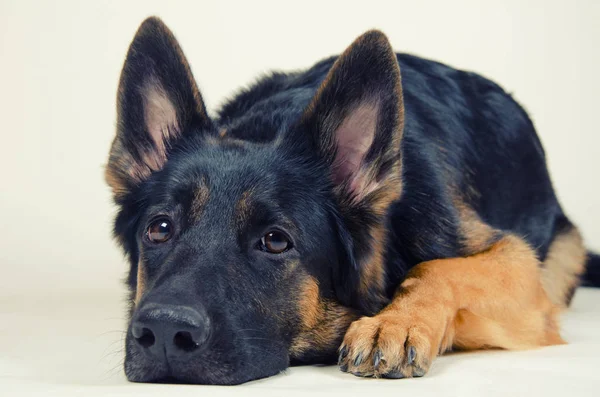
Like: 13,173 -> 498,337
161,147 -> 280,209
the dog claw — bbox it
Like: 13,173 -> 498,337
353,352 -> 364,366
407,346 -> 416,365
373,349 -> 382,370
338,346 -> 348,365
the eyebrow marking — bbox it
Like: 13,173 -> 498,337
235,189 -> 254,228
189,178 -> 210,223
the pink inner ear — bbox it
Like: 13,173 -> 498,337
140,79 -> 181,171
332,102 -> 379,194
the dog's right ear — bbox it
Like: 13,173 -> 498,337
106,17 -> 212,199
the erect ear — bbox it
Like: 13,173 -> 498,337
106,17 -> 212,199
299,30 -> 404,205
299,30 -> 404,314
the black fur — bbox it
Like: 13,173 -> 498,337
107,17 -> 597,385
582,253 -> 600,287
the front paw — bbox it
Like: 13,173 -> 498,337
338,313 -> 441,379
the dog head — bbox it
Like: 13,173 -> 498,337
106,17 -> 404,384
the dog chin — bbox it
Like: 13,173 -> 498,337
124,349 -> 285,385
124,362 -> 250,385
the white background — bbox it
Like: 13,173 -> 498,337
1,0 -> 599,298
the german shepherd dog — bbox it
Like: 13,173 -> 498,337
106,17 -> 600,384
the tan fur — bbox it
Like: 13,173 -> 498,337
353,178 -> 403,304
455,200 -> 500,254
134,260 -> 146,305
296,277 -> 321,329
105,141 -> 159,198
104,161 -> 128,198
189,181 -> 209,223
142,78 -> 181,146
368,173 -> 403,217
455,196 -> 586,307
235,189 -> 254,228
541,226 -> 586,307
340,234 -> 564,378
290,277 -> 358,357
356,223 -> 388,303
109,80 -> 181,194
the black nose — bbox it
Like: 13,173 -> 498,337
131,303 -> 210,358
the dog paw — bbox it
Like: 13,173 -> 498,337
338,313 -> 441,379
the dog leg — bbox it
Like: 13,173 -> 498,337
338,234 -> 564,378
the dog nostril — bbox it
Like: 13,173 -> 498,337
135,327 -> 155,348
173,331 -> 199,352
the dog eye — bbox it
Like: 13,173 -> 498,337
147,218 -> 173,243
259,231 -> 291,254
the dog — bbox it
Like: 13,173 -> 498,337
105,17 -> 600,385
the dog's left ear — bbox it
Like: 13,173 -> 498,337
299,30 -> 404,314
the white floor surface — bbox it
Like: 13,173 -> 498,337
1,288 -> 599,396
